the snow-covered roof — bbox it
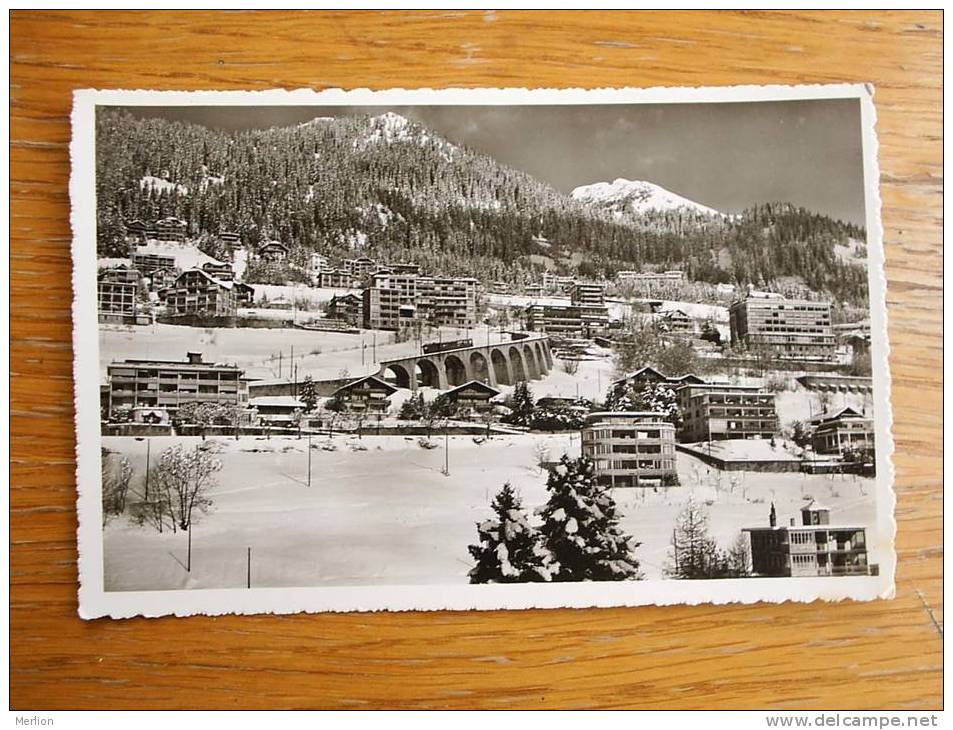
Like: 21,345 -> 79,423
445,380 -> 501,398
131,241 -> 224,271
249,396 -> 305,409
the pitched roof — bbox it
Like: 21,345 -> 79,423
445,380 -> 501,398
811,405 -> 865,424
334,374 -> 398,396
611,365 -> 668,386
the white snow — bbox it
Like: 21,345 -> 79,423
101,435 -> 883,590
130,241 -> 223,271
140,175 -> 188,196
572,178 -> 721,218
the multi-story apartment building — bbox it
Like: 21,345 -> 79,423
363,273 -> 477,330
159,269 -> 237,316
525,303 -> 609,339
105,351 -> 249,420
154,217 -> 187,242
218,230 -> 241,252
541,273 -> 575,293
342,256 -> 379,279
570,281 -> 606,307
729,292 -> 835,360
810,405 -> 874,455
318,268 -> 357,289
387,262 -> 421,275
97,267 -> 140,319
131,251 -> 176,278
581,411 -> 678,487
743,502 -> 871,577
676,382 -> 778,442
617,270 -> 684,288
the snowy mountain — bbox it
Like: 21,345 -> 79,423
571,178 -> 722,218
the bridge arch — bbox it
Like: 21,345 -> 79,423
508,346 -> 526,382
444,354 -> 469,387
522,344 -> 539,380
534,342 -> 548,375
469,350 -> 491,384
383,363 -> 412,389
416,358 -> 441,388
490,348 -> 511,385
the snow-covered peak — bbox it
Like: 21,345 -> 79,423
571,178 -> 721,218
366,112 -> 414,144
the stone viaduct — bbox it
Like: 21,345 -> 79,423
377,335 -> 554,391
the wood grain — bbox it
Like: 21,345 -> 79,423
10,10 -> 942,710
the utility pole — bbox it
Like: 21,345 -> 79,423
144,438 -> 151,501
278,351 -> 282,378
246,547 -> 251,589
443,421 -> 450,476
307,432 -> 312,488
372,332 -> 377,363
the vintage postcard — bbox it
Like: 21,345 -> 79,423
70,85 -> 894,618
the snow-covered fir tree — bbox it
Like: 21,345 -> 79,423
468,483 -> 552,584
504,381 -> 535,427
538,455 -> 642,582
603,381 -> 680,426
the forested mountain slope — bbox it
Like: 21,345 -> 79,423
95,109 -> 869,304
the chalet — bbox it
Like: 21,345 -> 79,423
611,366 -> 706,391
657,308 -> 695,335
327,293 -> 363,326
154,217 -> 187,242
202,261 -> 234,281
332,375 -> 397,414
159,269 -> 236,316
259,240 -> 289,262
810,406 -> 874,456
443,381 -> 501,419
123,219 -> 150,242
233,282 -> 255,307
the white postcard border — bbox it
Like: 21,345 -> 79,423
70,84 -> 895,619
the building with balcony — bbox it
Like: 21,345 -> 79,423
729,292 -> 835,360
570,281 -> 606,307
743,502 -> 871,577
363,273 -> 477,330
332,374 -> 396,414
525,302 -> 609,339
810,405 -> 875,456
327,292 -> 364,326
154,217 -> 187,242
97,267 -> 140,319
105,351 -> 249,420
159,269 -> 236,316
442,381 -> 501,419
616,270 -> 684,290
130,250 -> 176,278
258,240 -> 289,262
318,268 -> 357,289
676,383 -> 778,442
581,411 -> 678,488
202,261 -> 234,281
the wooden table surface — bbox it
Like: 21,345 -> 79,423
10,10 -> 942,710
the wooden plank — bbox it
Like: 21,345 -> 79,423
10,10 -> 941,710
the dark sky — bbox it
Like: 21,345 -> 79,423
115,98 -> 867,226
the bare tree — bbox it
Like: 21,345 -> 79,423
142,444 -> 221,533
533,441 -> 550,474
101,448 -> 133,526
559,358 -> 579,375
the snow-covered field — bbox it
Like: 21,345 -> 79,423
100,322 -> 495,382
102,434 -> 882,591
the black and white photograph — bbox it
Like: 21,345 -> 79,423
70,85 -> 894,617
